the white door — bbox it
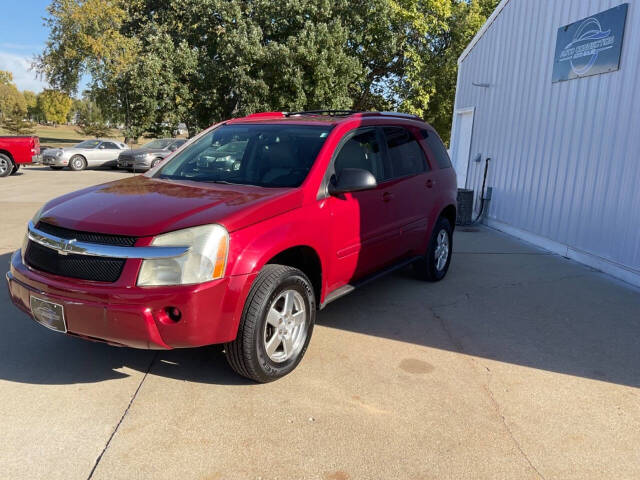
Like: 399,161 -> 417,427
451,107 -> 474,188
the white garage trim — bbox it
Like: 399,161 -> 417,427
458,0 -> 513,64
450,106 -> 475,188
485,218 -> 640,289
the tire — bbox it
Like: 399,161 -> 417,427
0,154 -> 13,177
225,264 -> 316,383
69,155 -> 87,171
10,163 -> 20,175
49,166 -> 64,170
414,217 -> 453,282
151,158 -> 162,168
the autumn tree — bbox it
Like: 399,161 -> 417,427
37,89 -> 72,125
0,70 -> 35,134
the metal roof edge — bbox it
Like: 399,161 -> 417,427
458,0 -> 513,65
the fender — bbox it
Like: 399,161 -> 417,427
226,204 -> 330,298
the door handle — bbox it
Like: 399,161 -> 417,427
382,192 -> 394,202
426,179 -> 435,189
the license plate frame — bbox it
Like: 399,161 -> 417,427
30,296 -> 67,333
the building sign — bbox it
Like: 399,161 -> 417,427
552,3 -> 628,83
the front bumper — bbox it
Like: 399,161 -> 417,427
42,155 -> 69,167
6,250 -> 256,349
117,157 -> 152,170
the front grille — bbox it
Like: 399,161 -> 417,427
24,223 -> 137,283
36,222 -> 136,246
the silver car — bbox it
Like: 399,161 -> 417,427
42,139 -> 130,171
117,138 -> 187,171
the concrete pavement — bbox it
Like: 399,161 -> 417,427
1,167 -> 639,479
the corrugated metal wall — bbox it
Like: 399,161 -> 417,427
454,0 -> 640,285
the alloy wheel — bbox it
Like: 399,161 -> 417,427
263,289 -> 308,363
434,229 -> 449,271
0,157 -> 9,175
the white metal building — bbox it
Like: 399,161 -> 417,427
450,0 -> 640,287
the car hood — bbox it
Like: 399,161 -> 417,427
38,175 -> 302,237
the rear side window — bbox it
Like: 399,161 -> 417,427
383,127 -> 428,178
101,142 -> 120,150
421,129 -> 452,169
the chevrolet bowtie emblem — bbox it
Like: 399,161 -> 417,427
57,238 -> 77,255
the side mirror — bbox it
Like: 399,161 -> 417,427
328,168 -> 377,195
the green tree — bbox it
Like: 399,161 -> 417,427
74,99 -> 111,137
36,0 -> 497,142
22,91 -> 39,122
37,89 -> 73,125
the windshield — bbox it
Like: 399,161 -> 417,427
143,139 -> 173,150
74,140 -> 100,149
155,124 -> 332,188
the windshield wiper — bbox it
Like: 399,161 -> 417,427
204,180 -> 239,185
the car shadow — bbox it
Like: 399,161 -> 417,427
2,240 -> 640,388
0,252 -> 251,386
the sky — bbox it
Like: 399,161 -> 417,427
0,0 -> 54,92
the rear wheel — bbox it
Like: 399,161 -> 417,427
10,163 -> 20,175
225,264 -> 315,382
414,217 -> 453,281
0,154 -> 13,177
69,155 -> 87,171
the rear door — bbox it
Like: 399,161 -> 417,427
380,125 -> 438,258
326,128 -> 400,287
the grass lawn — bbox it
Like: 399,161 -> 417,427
0,124 -> 124,149
0,125 -> 185,149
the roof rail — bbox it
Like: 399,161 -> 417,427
358,111 -> 422,120
284,110 -> 359,117
242,110 -> 422,121
243,112 -> 286,119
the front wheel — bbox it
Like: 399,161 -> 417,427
151,158 -> 162,168
414,217 -> 453,282
225,265 -> 315,382
69,155 -> 87,171
10,163 -> 20,175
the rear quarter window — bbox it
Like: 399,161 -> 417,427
421,129 -> 452,169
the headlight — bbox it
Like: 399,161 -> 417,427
135,153 -> 151,159
137,224 -> 229,286
55,150 -> 63,157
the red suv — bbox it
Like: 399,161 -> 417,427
7,111 -> 457,382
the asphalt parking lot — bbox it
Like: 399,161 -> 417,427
1,166 -> 639,479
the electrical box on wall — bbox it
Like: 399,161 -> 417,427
483,187 -> 493,201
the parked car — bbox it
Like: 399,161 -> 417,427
7,111 -> 457,382
117,138 -> 187,171
0,136 -> 41,177
42,139 -> 129,171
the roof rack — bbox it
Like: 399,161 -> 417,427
242,110 -> 423,121
359,111 -> 422,120
284,110 -> 359,117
